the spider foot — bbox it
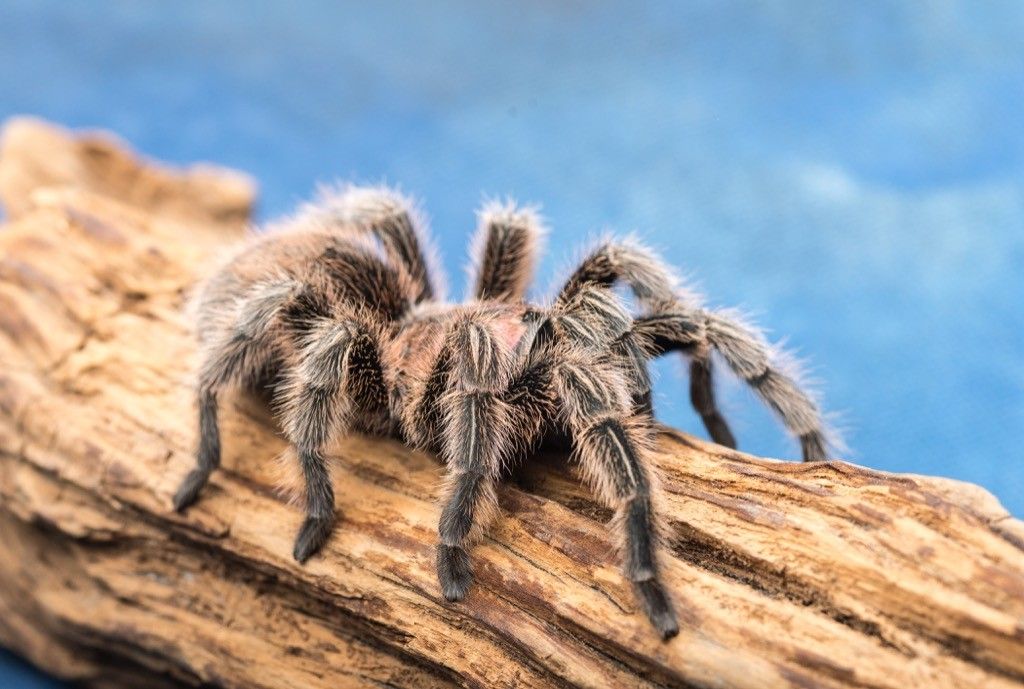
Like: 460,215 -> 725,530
437,544 -> 473,601
800,432 -> 828,462
635,579 -> 680,640
172,469 -> 210,512
293,515 -> 334,563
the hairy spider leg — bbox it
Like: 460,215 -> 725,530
174,278 -> 302,512
558,240 -> 832,461
307,185 -> 441,304
467,200 -> 545,303
279,315 -> 388,562
635,305 -> 830,461
548,284 -> 679,638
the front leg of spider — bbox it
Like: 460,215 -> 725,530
434,318 -> 513,601
548,286 -> 679,639
552,352 -> 679,639
174,278 -> 301,512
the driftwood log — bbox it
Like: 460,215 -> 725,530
0,117 -> 1022,689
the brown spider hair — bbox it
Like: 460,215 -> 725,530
173,185 -> 837,639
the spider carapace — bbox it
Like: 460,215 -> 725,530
173,186 -> 835,639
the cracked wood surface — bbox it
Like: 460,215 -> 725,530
0,117 -> 1022,689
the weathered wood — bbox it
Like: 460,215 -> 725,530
0,117 -> 1022,689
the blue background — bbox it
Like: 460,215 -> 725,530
1,2 -> 1022,685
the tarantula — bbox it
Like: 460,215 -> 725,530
172,186 -> 833,640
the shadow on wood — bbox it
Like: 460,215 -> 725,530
0,117 -> 1022,688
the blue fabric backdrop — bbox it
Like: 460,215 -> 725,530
1,2 -> 1021,685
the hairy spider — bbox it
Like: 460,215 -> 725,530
172,185 -> 835,640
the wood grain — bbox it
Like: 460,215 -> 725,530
0,117 -> 1022,689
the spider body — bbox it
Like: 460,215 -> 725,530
174,187 -> 835,640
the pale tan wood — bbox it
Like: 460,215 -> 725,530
0,117 -> 1022,689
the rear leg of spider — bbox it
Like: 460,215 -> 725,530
688,353 -> 737,448
557,240 -> 834,460
174,279 -> 299,512
545,286 -> 678,637
310,185 -> 439,304
173,389 -> 220,511
634,305 -> 830,461
282,317 -> 389,563
468,200 -> 545,302
555,241 -> 737,448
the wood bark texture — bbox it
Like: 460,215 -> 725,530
0,117 -> 1022,689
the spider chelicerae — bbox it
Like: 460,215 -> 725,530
172,186 -> 834,639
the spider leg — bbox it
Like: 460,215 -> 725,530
558,240 -> 831,459
556,238 -> 694,308
433,316 -> 515,601
552,351 -> 678,639
629,309 -> 736,448
634,305 -> 829,461
174,278 -> 300,512
687,352 -> 737,448
279,316 -> 388,562
468,201 -> 545,302
545,285 -> 678,638
555,239 -> 730,431
551,284 -> 654,414
502,358 -> 557,454
309,185 -> 442,303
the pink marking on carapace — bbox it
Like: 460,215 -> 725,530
491,313 -> 529,352
387,303 -> 531,386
